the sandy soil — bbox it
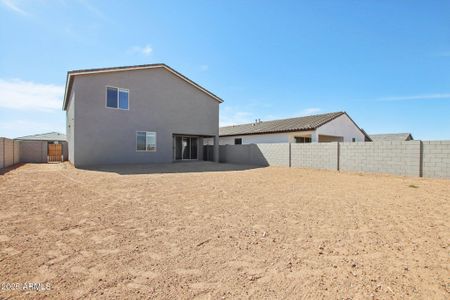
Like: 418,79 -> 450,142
0,162 -> 449,299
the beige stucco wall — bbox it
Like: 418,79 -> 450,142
218,131 -> 314,145
315,114 -> 365,142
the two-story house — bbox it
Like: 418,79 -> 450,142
63,64 -> 222,167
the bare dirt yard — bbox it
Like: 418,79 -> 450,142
0,162 -> 449,299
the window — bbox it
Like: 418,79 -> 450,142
106,86 -> 129,110
295,137 -> 312,143
234,138 -> 242,145
352,138 -> 356,142
136,131 -> 156,151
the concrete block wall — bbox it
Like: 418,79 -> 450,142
422,141 -> 450,178
339,141 -> 421,177
219,145 -> 252,164
219,140 -> 449,179
14,140 -> 20,164
251,144 -> 290,166
219,144 -> 289,166
291,143 -> 338,170
20,141 -> 48,163
0,138 -> 21,169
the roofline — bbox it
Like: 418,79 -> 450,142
62,63 -> 224,110
219,112 -> 345,137
14,138 -> 67,142
219,112 -> 369,139
341,112 -> 372,142
370,133 -> 412,137
220,128 -> 316,137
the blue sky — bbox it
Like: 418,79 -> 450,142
0,0 -> 449,140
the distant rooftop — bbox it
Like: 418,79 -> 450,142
370,133 -> 413,142
220,112 -> 345,136
15,132 -> 67,141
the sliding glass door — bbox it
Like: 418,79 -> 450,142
175,136 -> 198,160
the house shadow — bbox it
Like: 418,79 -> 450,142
79,161 -> 264,175
0,163 -> 24,175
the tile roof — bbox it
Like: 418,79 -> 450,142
15,132 -> 67,141
369,133 -> 413,142
219,112 -> 345,136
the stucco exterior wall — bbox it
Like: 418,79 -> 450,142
66,89 -> 75,164
70,68 -> 220,167
315,114 -> 365,142
219,114 -> 365,145
20,141 -> 48,163
218,131 -> 314,145
62,141 -> 69,161
219,133 -> 290,145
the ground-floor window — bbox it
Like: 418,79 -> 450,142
295,137 -> 312,143
136,131 -> 156,151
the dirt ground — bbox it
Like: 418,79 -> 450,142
0,162 -> 449,299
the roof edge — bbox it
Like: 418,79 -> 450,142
63,63 -> 223,110
220,111 -> 345,130
220,128 -> 315,137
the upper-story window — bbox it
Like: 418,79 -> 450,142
106,86 -> 129,110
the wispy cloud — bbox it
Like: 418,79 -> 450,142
376,93 -> 450,102
77,0 -> 109,21
0,79 -> 64,111
200,65 -> 209,71
0,0 -> 29,15
129,44 -> 153,56
299,107 -> 321,116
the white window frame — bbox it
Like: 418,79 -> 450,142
105,86 -> 130,110
136,131 -> 157,152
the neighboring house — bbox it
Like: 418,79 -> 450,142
370,133 -> 414,142
218,112 -> 369,145
63,64 -> 222,167
15,132 -> 68,163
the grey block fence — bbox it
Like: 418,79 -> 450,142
1,138 -> 70,171
218,141 -> 450,179
0,138 -> 20,170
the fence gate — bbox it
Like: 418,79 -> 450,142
48,143 -> 63,162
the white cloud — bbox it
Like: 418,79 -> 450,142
0,79 -> 64,111
299,107 -> 321,116
0,0 -> 28,15
130,44 -> 153,56
377,93 -> 450,102
200,65 -> 209,71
